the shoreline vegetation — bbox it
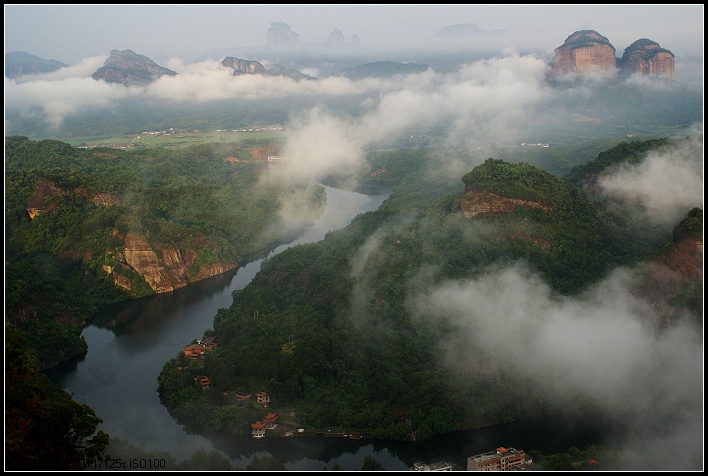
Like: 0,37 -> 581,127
5,135 -> 702,470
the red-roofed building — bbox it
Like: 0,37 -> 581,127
194,375 -> 211,391
256,391 -> 270,406
264,412 -> 278,429
182,336 -> 218,358
467,447 -> 530,471
251,421 -> 266,439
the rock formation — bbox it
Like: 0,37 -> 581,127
548,30 -> 617,79
328,28 -> 345,46
460,183 -> 553,219
618,38 -> 674,78
26,178 -> 63,219
91,49 -> 177,86
633,210 -> 703,334
267,22 -> 300,47
352,34 -> 361,46
26,178 -> 120,219
118,233 -> 237,294
221,57 -> 268,76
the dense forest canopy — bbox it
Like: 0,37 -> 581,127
4,134 -> 702,470
157,137 -> 702,456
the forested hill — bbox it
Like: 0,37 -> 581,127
157,138 -> 702,444
5,136 -> 325,368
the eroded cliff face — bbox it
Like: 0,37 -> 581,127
26,178 -> 120,219
634,235 -> 703,333
619,39 -> 674,78
123,234 -> 178,293
460,184 -> 553,218
548,30 -> 617,79
221,57 -> 269,76
460,185 -> 553,248
112,233 -> 238,294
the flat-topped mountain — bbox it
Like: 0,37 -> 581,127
548,30 -> 676,80
91,49 -> 177,86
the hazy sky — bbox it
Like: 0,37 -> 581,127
4,4 -> 705,65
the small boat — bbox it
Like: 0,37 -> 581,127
349,435 -> 363,440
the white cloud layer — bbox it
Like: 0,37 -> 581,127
413,263 -> 702,468
598,134 -> 704,226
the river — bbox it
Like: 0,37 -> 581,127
46,184 -> 614,470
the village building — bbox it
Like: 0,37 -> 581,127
264,412 -> 278,429
182,336 -> 218,358
410,461 -> 454,471
251,421 -> 266,439
256,391 -> 270,406
467,447 -> 531,471
194,375 -> 211,391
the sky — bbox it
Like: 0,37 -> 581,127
4,4 -> 705,65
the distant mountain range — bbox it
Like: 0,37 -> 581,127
5,27 -> 679,86
5,51 -> 68,78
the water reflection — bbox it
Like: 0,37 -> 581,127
46,185 -> 398,468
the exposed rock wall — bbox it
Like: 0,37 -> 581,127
116,233 -> 238,294
619,39 -> 674,78
123,234 -> 177,294
221,57 -> 268,75
27,178 -> 120,218
548,30 -> 617,79
549,31 -> 676,80
460,187 -> 553,218
26,178 -> 62,219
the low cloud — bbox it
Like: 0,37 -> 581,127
5,75 -> 139,129
598,133 -> 704,226
12,55 -> 107,83
272,51 -> 551,185
412,263 -> 702,469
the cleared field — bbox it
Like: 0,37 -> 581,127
40,129 -> 285,149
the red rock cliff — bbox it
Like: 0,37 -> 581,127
619,39 -> 674,78
548,30 -> 617,79
117,233 -> 237,294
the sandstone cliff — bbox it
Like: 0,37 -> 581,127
221,57 -> 269,76
618,38 -> 674,78
460,183 -> 553,218
548,30 -> 617,80
114,233 -> 238,294
459,183 -> 553,249
92,49 -> 177,86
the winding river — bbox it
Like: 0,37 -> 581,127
46,184 -> 613,470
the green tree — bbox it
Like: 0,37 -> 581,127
361,456 -> 385,470
245,455 -> 286,470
